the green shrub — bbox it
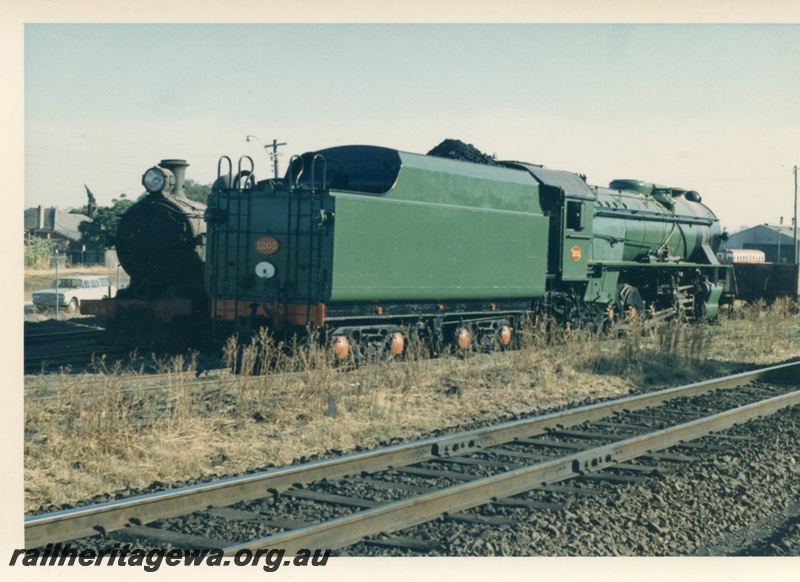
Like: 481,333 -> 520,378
24,238 -> 53,268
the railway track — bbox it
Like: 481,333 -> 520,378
25,361 -> 800,553
24,329 -> 104,346
24,326 -> 124,372
24,347 -> 133,372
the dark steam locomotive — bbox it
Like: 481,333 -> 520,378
82,159 -> 209,346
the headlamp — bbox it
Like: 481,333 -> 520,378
142,166 -> 176,194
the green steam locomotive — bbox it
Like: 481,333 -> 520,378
203,144 -> 727,359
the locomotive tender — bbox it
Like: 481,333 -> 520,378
203,144 -> 727,359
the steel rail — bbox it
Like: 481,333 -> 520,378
23,348 -> 131,371
24,368 -> 225,389
24,329 -> 103,345
24,360 -> 799,548
24,373 -> 224,400
225,385 -> 800,555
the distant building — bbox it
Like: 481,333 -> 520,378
723,224 -> 800,264
24,206 -> 91,250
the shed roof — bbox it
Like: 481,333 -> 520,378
24,207 -> 90,242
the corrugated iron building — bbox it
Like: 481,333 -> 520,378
723,224 -> 799,264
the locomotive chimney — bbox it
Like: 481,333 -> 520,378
159,159 -> 189,198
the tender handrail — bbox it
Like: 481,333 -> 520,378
310,154 -> 327,193
216,156 -> 233,187
288,154 -> 304,191
235,156 -> 256,189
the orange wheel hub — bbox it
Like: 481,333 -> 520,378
498,325 -> 512,346
333,336 -> 350,360
457,328 -> 471,350
390,332 -> 405,355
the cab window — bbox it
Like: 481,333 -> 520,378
566,201 -> 584,230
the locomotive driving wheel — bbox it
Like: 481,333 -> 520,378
617,284 -> 644,321
591,302 -> 616,334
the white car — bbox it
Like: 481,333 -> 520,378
32,275 -> 117,312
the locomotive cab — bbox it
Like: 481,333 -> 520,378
499,161 -> 597,283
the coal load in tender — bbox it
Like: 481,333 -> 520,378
427,139 -> 499,165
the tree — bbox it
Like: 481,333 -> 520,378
184,179 -> 211,205
78,195 -> 135,250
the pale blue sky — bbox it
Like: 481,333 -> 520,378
24,23 -> 800,230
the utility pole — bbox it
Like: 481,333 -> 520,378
54,249 -> 59,320
268,138 -> 287,179
246,135 -> 287,179
794,165 -> 798,264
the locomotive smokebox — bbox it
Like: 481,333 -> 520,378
118,159 -> 207,301
159,159 -> 190,198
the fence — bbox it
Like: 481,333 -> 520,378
49,250 -> 119,268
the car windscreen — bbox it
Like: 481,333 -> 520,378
52,278 -> 83,289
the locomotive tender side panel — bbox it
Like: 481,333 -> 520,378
328,151 -> 549,302
330,196 -> 547,301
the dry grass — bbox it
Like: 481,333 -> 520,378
24,300 -> 799,512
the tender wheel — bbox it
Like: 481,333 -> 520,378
386,332 -> 405,360
455,327 -> 474,353
66,298 -> 78,312
497,325 -> 513,349
333,335 -> 351,362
